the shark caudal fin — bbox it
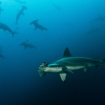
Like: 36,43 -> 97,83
63,47 -> 72,58
38,62 -> 49,76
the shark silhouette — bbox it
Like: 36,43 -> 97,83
0,54 -> 4,58
16,6 -> 27,25
0,2 -> 3,15
19,40 -> 36,50
89,15 -> 105,23
0,46 -> 4,59
52,2 -> 61,10
0,22 -> 18,37
38,48 -> 105,82
86,27 -> 100,35
30,19 -> 48,31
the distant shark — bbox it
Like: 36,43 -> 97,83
0,7 -> 3,14
0,46 -> 4,59
52,2 -> 61,10
0,54 -> 4,58
38,48 -> 105,82
14,0 -> 26,5
0,2 -> 3,14
19,40 -> 36,50
86,27 -> 100,35
16,6 -> 27,25
89,15 -> 105,23
30,19 -> 48,31
0,22 -> 18,37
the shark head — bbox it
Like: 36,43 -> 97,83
38,62 -> 49,76
38,47 -> 72,82
30,19 -> 39,25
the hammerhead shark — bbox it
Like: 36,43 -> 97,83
0,7 -> 3,13
16,6 -> 27,25
38,48 -> 105,82
30,19 -> 48,31
0,22 -> 18,37
89,15 -> 105,23
0,2 -> 3,15
52,2 -> 61,10
0,46 -> 4,59
0,54 -> 4,58
19,40 -> 36,50
86,27 -> 100,35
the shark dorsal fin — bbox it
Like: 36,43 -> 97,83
63,47 -> 72,58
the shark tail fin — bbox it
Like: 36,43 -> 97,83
38,62 -> 49,76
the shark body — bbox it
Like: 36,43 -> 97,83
52,2 -> 61,10
0,2 -> 3,14
0,46 -> 4,58
16,6 -> 27,25
0,7 -> 3,14
30,20 -> 48,31
38,48 -> 105,82
86,28 -> 100,35
0,54 -> 4,58
89,16 -> 105,23
20,40 -> 36,49
0,22 -> 18,37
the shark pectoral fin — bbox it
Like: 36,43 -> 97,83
60,73 -> 67,82
84,68 -> 87,72
62,67 -> 74,74
68,69 -> 74,73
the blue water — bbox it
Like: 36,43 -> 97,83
0,0 -> 105,105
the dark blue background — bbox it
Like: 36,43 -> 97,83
0,0 -> 105,105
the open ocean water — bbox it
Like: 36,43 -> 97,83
0,0 -> 105,105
